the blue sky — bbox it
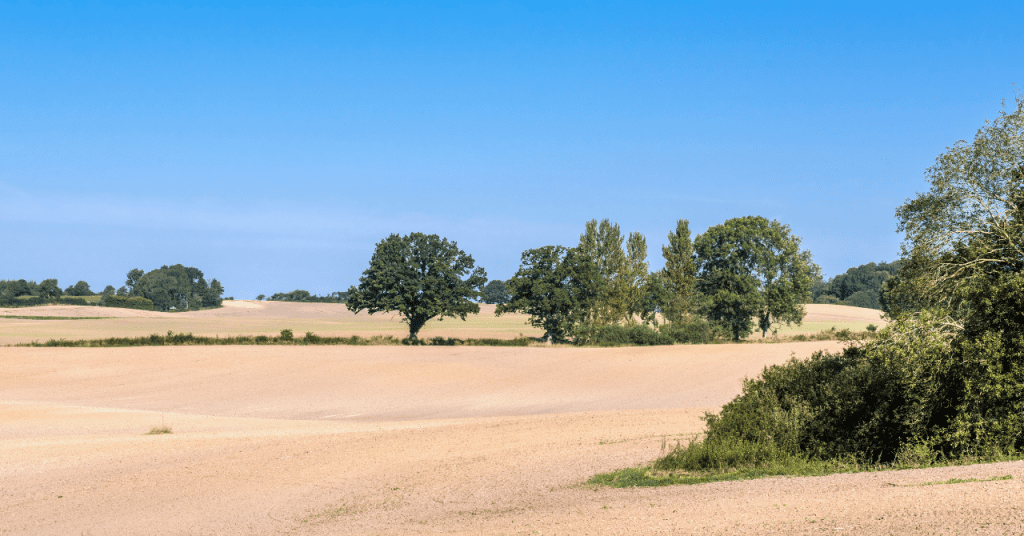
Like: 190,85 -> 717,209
1,1 -> 1021,298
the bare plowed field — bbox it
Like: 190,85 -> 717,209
3,304 -> 1020,535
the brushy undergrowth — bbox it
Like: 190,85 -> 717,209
145,426 -> 173,435
16,330 -> 534,348
590,451 -> 1020,488
592,300 -> 1024,487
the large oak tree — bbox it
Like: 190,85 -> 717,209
346,233 -> 487,342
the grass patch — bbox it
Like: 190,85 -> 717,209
590,452 -> 1023,488
14,330 -> 535,348
145,426 -> 172,435
913,475 -> 1012,486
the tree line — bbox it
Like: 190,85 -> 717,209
0,264 -> 224,312
345,216 -> 820,343
810,260 -> 900,309
256,290 -> 349,303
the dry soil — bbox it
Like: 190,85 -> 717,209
2,304 -> 1020,535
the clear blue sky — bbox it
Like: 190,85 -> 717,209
1,1 -> 1021,298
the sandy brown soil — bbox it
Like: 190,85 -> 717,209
3,335 -> 1022,535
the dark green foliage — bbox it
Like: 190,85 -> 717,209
694,216 -> 820,340
481,280 -> 510,305
346,233 -> 487,341
17,331 -> 531,348
256,294 -> 266,301
0,287 -> 92,307
99,295 -> 155,310
572,318 -> 727,347
660,219 -> 699,323
658,317 -> 728,344
812,261 -> 900,310
127,265 -> 224,311
575,323 -> 673,346
496,246 -> 600,342
64,281 -> 95,296
38,279 -> 62,299
267,290 -> 347,302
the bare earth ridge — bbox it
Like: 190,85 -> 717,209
2,303 -> 1021,535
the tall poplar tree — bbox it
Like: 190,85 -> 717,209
622,232 -> 650,323
577,219 -> 626,323
660,219 -> 698,323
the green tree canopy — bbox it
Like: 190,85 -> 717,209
695,216 -> 820,340
64,281 -> 94,296
891,93 -> 1024,320
481,279 -> 511,305
660,219 -> 698,323
812,261 -> 901,310
577,219 -> 626,323
128,265 -> 224,311
38,279 -> 62,299
345,233 -> 487,341
496,245 -> 599,342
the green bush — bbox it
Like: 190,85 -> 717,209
100,295 -> 155,310
575,323 -> 674,346
655,305 -> 1024,474
659,317 -> 727,344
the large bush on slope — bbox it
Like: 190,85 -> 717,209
658,95 -> 1024,470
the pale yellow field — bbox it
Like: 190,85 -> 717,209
0,301 -> 884,346
2,303 -> 1020,535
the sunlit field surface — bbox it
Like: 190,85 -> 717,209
0,301 -> 883,346
4,302 -> 1022,535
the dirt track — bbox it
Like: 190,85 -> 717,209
2,305 -> 1021,535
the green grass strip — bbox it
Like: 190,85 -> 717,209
590,454 -> 1024,488
13,331 -> 535,348
913,475 -> 1012,486
0,315 -> 114,320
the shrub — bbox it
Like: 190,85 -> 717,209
659,317 -> 727,344
279,329 -> 294,341
101,294 -> 155,310
575,323 -> 674,347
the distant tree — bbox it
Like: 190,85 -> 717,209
38,279 -> 62,299
270,289 -> 312,301
130,265 -> 223,311
116,286 -> 128,296
496,246 -> 600,342
101,285 -> 116,296
64,281 -> 94,296
695,216 -> 820,340
481,280 -> 511,305
9,279 -> 33,297
813,261 -> 900,309
346,233 -> 487,342
266,289 -> 345,302
660,220 -> 699,323
256,294 -> 266,301
125,269 -> 145,294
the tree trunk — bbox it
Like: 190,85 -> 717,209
407,315 -> 429,343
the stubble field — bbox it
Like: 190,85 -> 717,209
2,303 -> 1021,535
